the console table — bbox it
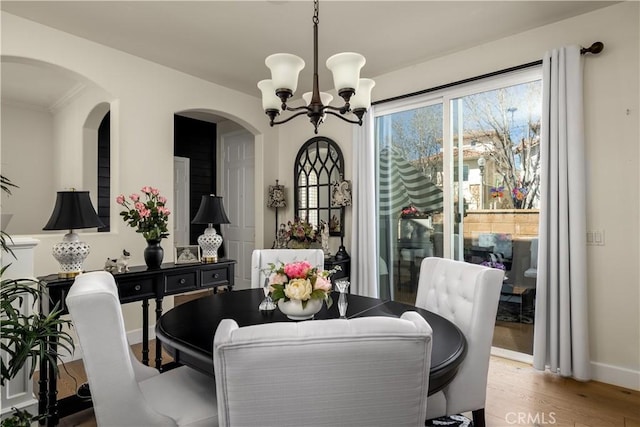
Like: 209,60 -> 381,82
324,255 -> 350,283
38,259 -> 236,426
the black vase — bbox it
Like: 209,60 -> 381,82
144,239 -> 164,269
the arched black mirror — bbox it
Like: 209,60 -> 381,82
294,137 -> 344,236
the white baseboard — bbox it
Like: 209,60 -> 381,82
491,346 -> 534,364
591,361 -> 640,391
125,325 -> 157,347
491,347 -> 640,392
56,326 -> 157,365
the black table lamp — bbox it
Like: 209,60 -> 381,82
43,190 -> 105,278
191,194 -> 230,263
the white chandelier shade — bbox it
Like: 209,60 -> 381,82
350,78 -> 376,112
265,53 -> 305,95
326,52 -> 366,96
303,91 -> 333,123
257,79 -> 281,111
302,91 -> 333,107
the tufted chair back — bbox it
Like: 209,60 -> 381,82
67,271 -> 218,426
415,257 -> 503,427
250,249 -> 325,288
214,313 -> 433,427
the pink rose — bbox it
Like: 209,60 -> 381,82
158,196 -> 167,204
313,276 -> 332,292
151,188 -> 159,196
116,194 -> 126,205
284,261 -> 312,279
138,208 -> 150,218
130,193 -> 140,202
134,202 -> 145,211
269,273 -> 288,285
158,207 -> 171,216
141,186 -> 152,194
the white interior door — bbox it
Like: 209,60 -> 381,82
173,156 -> 190,246
220,130 -> 254,289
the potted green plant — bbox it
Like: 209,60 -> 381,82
0,175 -> 74,426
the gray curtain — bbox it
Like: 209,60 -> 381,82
350,112 -> 379,297
533,45 -> 590,380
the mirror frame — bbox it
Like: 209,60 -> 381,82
294,137 -> 344,237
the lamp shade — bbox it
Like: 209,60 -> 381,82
350,78 -> 376,111
267,182 -> 286,208
191,195 -> 230,225
302,91 -> 334,107
331,179 -> 352,207
43,191 -> 104,231
257,79 -> 281,111
326,52 -> 365,93
265,53 -> 305,94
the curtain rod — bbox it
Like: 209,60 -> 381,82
373,41 -> 604,106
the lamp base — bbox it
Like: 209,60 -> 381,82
198,225 -> 222,264
51,231 -> 90,278
334,245 -> 349,260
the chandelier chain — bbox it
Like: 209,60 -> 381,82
313,0 -> 319,25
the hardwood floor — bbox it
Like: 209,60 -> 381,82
45,343 -> 639,427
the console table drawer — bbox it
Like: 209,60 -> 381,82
165,272 -> 197,294
200,266 -> 229,288
118,278 -> 155,301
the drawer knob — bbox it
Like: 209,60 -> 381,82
134,285 -> 141,291
179,278 -> 186,285
213,273 -> 219,279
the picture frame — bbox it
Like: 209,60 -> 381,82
175,245 -> 201,264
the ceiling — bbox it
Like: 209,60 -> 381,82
1,1 -> 617,108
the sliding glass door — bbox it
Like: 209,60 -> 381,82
375,68 -> 542,355
375,100 -> 443,302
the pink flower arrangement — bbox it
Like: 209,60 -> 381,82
116,186 -> 170,241
284,218 -> 318,244
400,205 -> 419,217
266,260 -> 337,309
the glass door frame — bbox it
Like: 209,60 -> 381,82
374,66 -> 542,268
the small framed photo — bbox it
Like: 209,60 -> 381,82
175,245 -> 201,264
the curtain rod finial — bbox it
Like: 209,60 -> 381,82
581,41 -> 604,55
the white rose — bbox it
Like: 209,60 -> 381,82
284,278 -> 312,300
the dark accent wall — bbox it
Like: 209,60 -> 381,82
174,115 -> 221,252
97,112 -> 110,232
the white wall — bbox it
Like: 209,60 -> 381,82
1,102 -> 55,234
1,11 -> 279,332
277,2 -> 640,389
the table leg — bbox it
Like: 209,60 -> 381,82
38,352 -> 48,425
46,329 -> 59,426
141,299 -> 149,365
155,297 -> 163,370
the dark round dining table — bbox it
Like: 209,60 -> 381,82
156,288 -> 467,395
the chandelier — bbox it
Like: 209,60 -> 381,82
258,0 -> 375,134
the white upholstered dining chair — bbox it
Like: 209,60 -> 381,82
213,313 -> 433,427
250,248 -> 325,288
415,257 -> 504,427
66,271 -> 218,426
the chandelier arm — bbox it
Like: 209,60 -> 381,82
285,105 -> 312,113
324,110 -> 363,125
271,110 -> 310,126
323,104 -> 351,115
